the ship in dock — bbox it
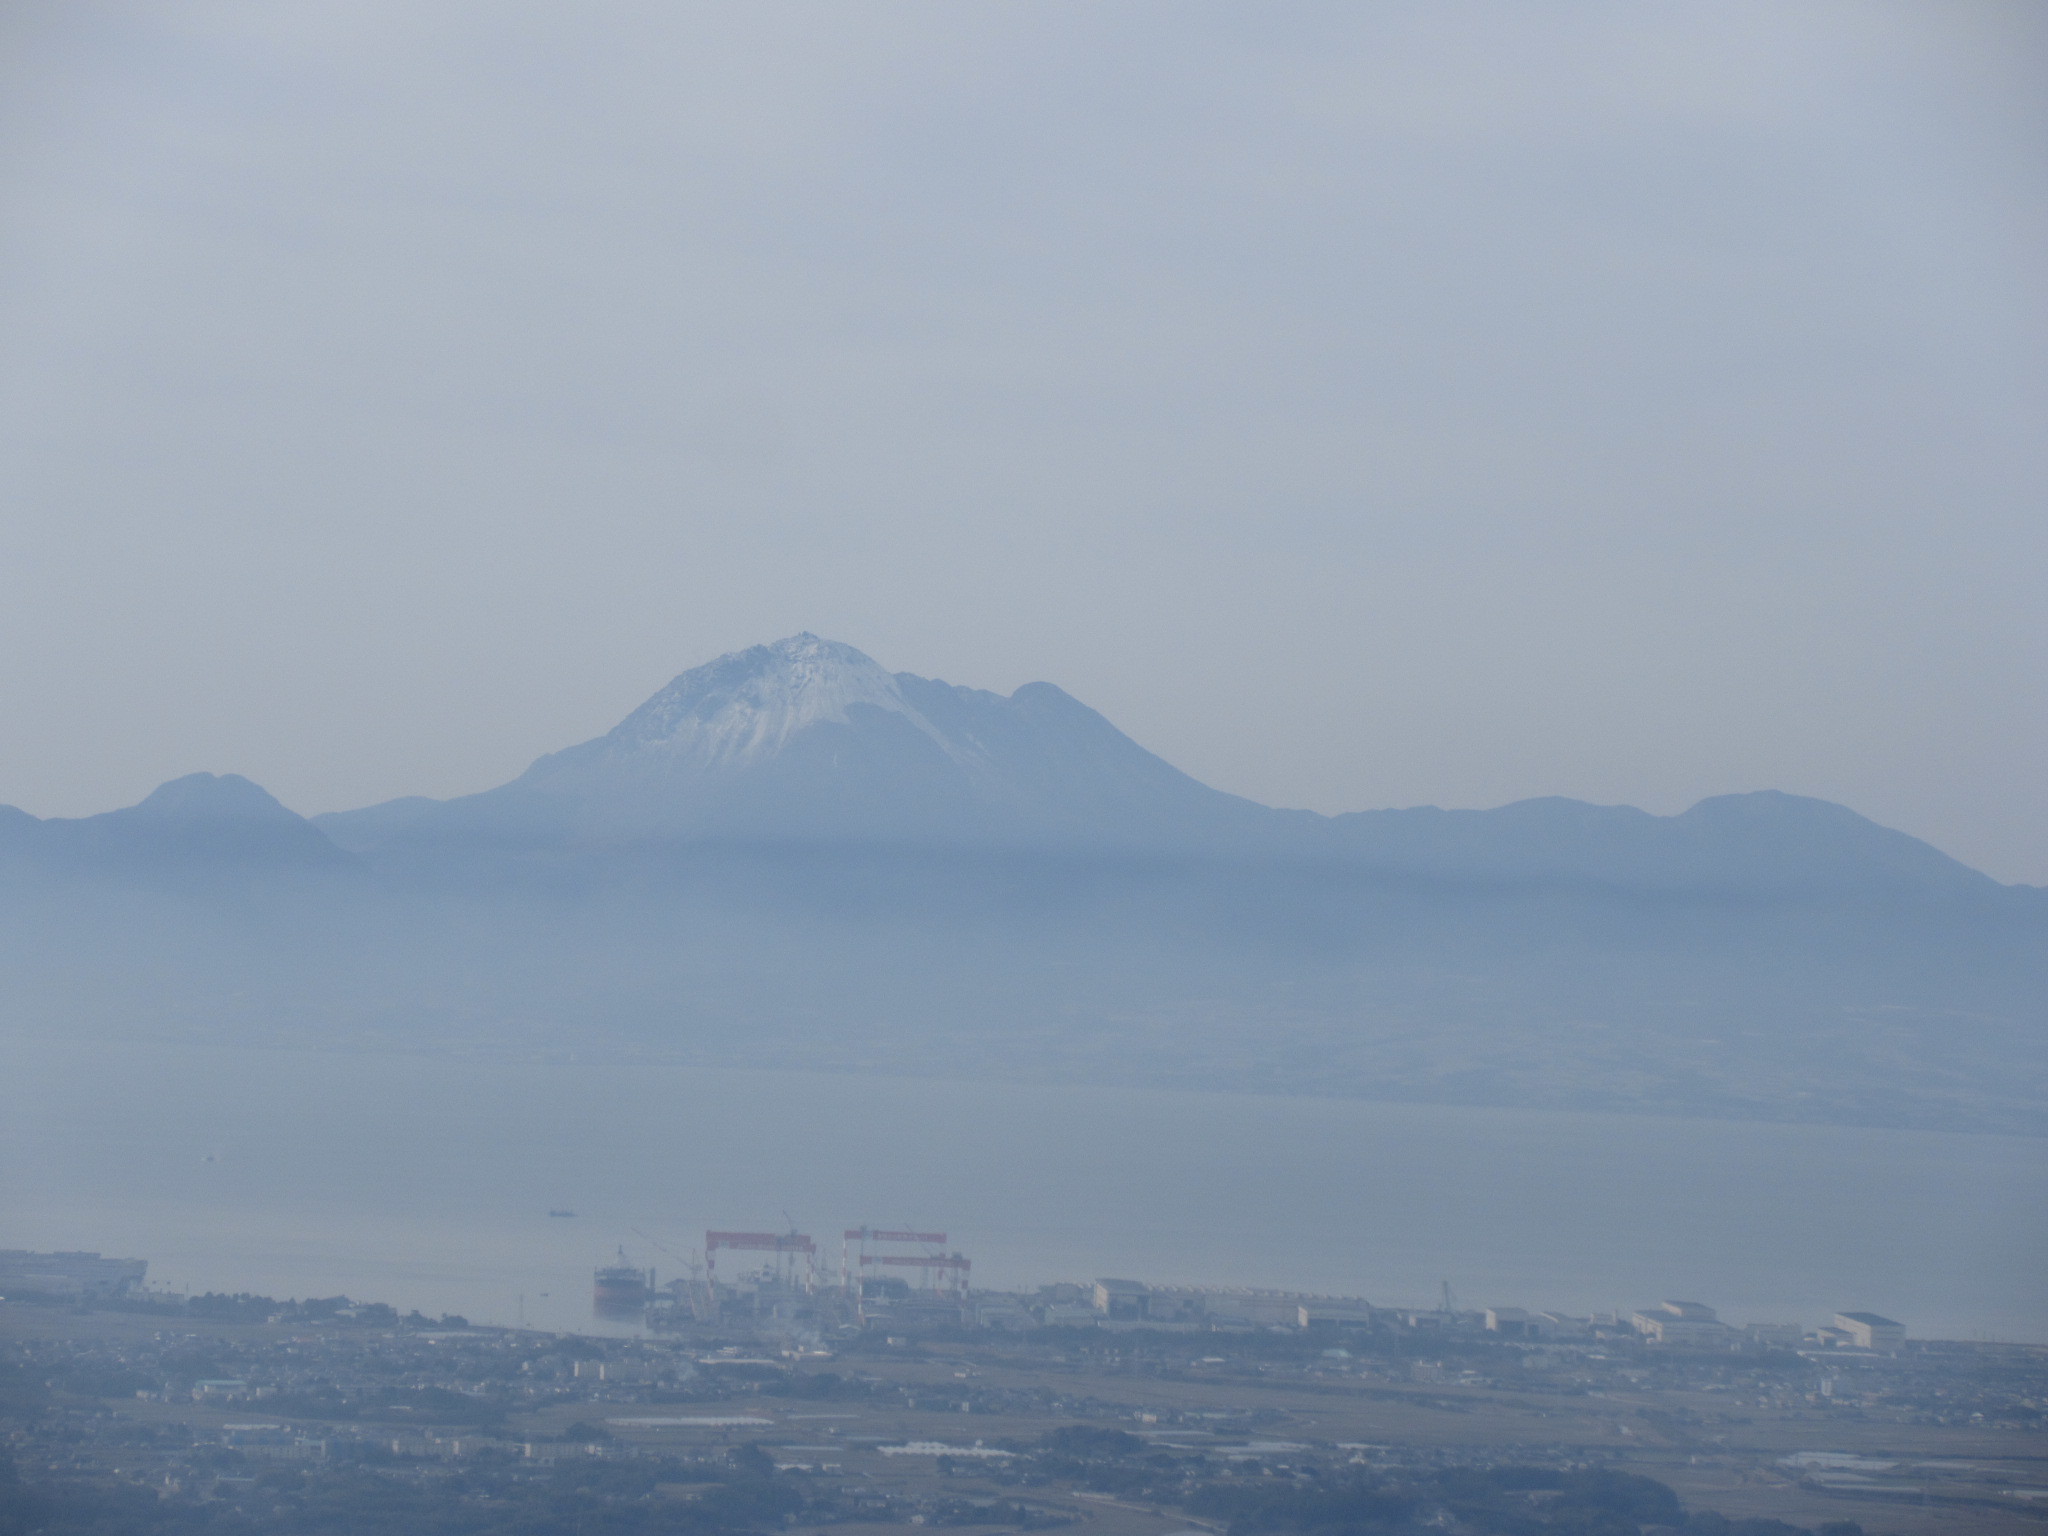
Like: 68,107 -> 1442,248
593,1251 -> 655,1319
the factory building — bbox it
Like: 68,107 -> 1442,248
1092,1279 -> 1149,1319
1632,1300 -> 1733,1345
1485,1308 -> 1592,1339
1297,1302 -> 1374,1329
1833,1312 -> 1906,1351
0,1250 -> 148,1299
1089,1279 -> 1370,1329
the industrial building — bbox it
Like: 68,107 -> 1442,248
569,1223 -> 1895,1359
1087,1279 -> 1373,1329
0,1250 -> 148,1299
1631,1300 -> 1733,1346
1831,1311 -> 1906,1351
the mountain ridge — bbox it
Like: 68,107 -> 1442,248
0,634 -> 2011,899
0,772 -> 349,871
299,633 -> 2001,901
0,636 -> 2039,1135
314,633 -> 1291,853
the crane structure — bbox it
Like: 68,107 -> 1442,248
634,1228 -> 711,1319
869,1252 -> 971,1295
705,1229 -> 818,1297
842,1227 -> 945,1293
842,1227 -> 970,1311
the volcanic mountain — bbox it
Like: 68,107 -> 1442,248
310,634 -> 1996,903
315,634 -> 1293,852
1,635 -> 2040,1133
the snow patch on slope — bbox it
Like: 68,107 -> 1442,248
598,633 -> 958,768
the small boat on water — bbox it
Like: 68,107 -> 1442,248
548,1209 -> 577,1218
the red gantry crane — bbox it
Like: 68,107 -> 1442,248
704,1229 -> 818,1299
843,1227 -> 971,1312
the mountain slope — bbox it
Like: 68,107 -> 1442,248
317,634 -> 1292,851
313,634 -> 2007,907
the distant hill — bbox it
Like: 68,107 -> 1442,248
1,772 -> 349,873
0,635 -> 2040,1133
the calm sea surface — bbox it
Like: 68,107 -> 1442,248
2,1036 -> 2042,1341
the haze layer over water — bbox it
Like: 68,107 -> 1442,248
3,1037 -> 2040,1341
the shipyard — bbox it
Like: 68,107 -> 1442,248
5,1244 -> 2046,1536
570,1227 -> 1925,1365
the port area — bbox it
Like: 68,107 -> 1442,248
5,1298 -> 2046,1536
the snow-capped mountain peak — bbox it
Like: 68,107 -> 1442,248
597,634 -> 947,768
388,631 -> 1240,845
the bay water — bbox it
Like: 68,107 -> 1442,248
2,1035 -> 2041,1341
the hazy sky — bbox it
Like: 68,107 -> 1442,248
1,2 -> 2043,879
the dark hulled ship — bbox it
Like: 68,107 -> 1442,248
593,1253 -> 654,1318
